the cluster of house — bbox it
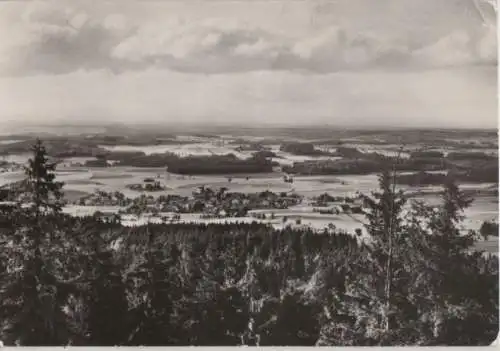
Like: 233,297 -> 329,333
126,178 -> 166,192
123,194 -> 190,215
81,186 -> 303,223
0,161 -> 24,173
283,174 -> 294,183
311,193 -> 363,215
77,190 -> 132,207
191,187 -> 302,219
0,179 -> 33,205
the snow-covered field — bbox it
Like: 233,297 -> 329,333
0,152 -> 31,164
99,142 -> 345,167
0,140 -> 24,145
1,164 -> 496,231
1,141 -> 497,253
100,143 -> 255,159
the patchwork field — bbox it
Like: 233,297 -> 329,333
1,133 -> 497,254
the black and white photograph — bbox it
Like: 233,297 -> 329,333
0,0 -> 498,346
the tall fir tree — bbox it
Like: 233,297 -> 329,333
404,173 -> 497,345
317,167 -> 409,345
0,139 -> 72,345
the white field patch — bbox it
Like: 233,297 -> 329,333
0,141 -> 497,247
100,143 -> 253,159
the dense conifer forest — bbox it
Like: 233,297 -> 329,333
0,140 -> 497,346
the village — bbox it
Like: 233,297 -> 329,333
69,173 -> 368,230
74,183 -> 303,221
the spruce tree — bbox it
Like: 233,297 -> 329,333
360,169 -> 407,339
405,173 -> 497,345
318,167 -> 409,345
0,139 -> 71,345
24,139 -> 64,215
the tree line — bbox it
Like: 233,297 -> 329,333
85,151 -> 274,174
0,140 -> 497,346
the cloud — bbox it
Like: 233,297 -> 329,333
412,27 -> 497,67
110,21 -> 293,73
0,1 -> 135,75
0,0 -> 496,76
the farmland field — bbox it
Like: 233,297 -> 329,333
0,131 -> 497,254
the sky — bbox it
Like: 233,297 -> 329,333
0,0 -> 497,129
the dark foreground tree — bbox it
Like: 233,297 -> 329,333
317,170 -> 498,346
405,174 -> 498,345
317,168 -> 409,345
0,140 -> 73,345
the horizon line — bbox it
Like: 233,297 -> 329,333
1,119 -> 498,131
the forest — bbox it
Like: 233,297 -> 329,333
84,151 -> 274,174
283,149 -> 498,183
0,140 -> 497,346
